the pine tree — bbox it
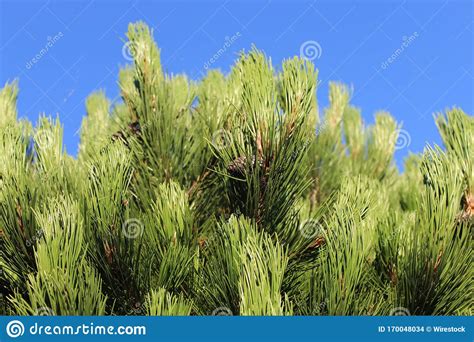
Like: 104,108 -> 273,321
0,22 -> 472,316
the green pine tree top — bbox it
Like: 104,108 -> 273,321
0,22 -> 472,316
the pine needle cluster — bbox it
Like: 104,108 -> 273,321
1,22 -> 472,316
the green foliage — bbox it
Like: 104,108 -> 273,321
0,81 -> 19,127
239,229 -> 292,316
1,22 -> 472,316
145,288 -> 192,316
79,92 -> 111,160
9,197 -> 107,315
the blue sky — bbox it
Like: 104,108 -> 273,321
0,0 -> 472,169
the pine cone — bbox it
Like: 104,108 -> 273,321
461,192 -> 474,220
227,156 -> 249,178
128,121 -> 141,135
226,155 -> 263,178
111,121 -> 142,146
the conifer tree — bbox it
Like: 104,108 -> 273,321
0,22 -> 472,316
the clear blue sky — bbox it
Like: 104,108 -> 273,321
0,0 -> 472,169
